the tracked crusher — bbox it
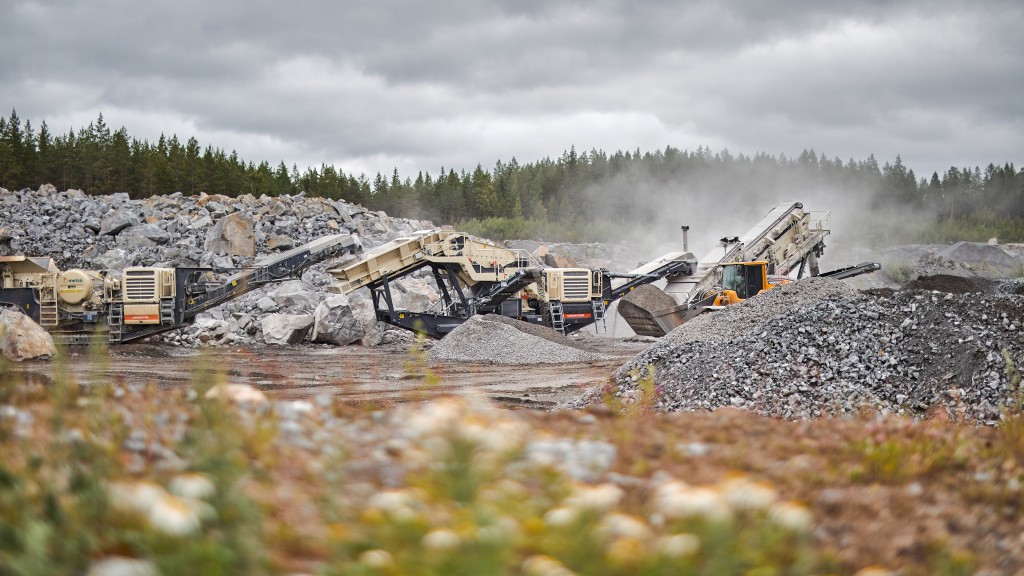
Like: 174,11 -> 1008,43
326,201 -> 880,339
0,234 -> 363,344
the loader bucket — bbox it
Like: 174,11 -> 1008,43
617,284 -> 691,337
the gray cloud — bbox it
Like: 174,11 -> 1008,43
2,0 -> 1021,181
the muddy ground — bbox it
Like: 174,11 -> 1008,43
5,339 -> 645,408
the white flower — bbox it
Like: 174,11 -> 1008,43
108,481 -> 166,515
403,401 -> 462,438
564,483 -> 623,513
148,492 -> 202,536
653,483 -> 731,523
87,556 -> 158,576
168,472 -> 215,500
544,506 -> 579,527
359,549 -> 394,568
768,501 -> 814,532
422,528 -> 461,551
656,533 -> 701,558
522,555 -> 577,576
720,476 -> 777,511
367,489 -> 421,522
596,513 -> 652,541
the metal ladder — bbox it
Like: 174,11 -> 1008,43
160,298 -> 176,325
108,304 -> 123,343
591,299 -> 607,334
38,278 -> 59,327
548,300 -> 565,334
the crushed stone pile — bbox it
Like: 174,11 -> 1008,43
578,278 -> 1024,424
429,315 -> 611,365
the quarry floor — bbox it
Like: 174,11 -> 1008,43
5,340 -> 1024,574
7,339 -> 646,408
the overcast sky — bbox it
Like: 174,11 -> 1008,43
2,0 -> 1021,181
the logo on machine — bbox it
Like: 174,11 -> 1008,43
563,313 -> 593,319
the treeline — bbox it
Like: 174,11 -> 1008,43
2,110 -> 1022,239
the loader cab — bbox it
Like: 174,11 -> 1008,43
720,262 -> 768,300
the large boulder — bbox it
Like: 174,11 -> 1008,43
118,223 -> 171,247
393,277 -> 440,312
261,313 -> 313,345
205,212 -> 255,257
0,310 -> 56,362
352,299 -> 384,347
270,280 -> 317,312
99,208 -> 140,236
91,248 -> 130,270
311,294 -> 364,345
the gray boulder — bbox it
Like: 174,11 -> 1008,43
261,313 -> 314,345
99,208 -> 140,236
270,280 -> 316,311
118,223 -> 171,247
205,212 -> 255,257
0,310 -> 56,361
352,299 -> 383,347
91,248 -> 130,270
394,277 -> 440,312
311,294 -> 364,345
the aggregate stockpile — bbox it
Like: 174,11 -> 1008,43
428,315 -> 611,365
593,277 -> 1024,423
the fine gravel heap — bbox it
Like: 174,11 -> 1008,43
429,315 -> 611,365
580,277 -> 1024,424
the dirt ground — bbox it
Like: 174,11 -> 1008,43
5,339 -> 644,408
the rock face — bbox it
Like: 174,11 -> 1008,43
311,294 -> 363,345
0,310 -> 57,362
261,313 -> 314,345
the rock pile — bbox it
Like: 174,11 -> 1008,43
0,184 -> 437,347
429,315 -> 611,365
583,278 -> 1024,424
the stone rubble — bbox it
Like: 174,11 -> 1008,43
0,184 -> 435,347
580,276 -> 1024,424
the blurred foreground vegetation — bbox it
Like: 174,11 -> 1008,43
1,349 -> 1022,574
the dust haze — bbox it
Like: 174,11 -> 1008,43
578,156 -> 933,269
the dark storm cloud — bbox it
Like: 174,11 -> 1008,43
1,0 -> 1021,179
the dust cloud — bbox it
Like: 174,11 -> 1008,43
578,153 -> 936,269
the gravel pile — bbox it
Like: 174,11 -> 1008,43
429,315 -> 611,365
578,280 -> 1024,423
669,277 -> 858,345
